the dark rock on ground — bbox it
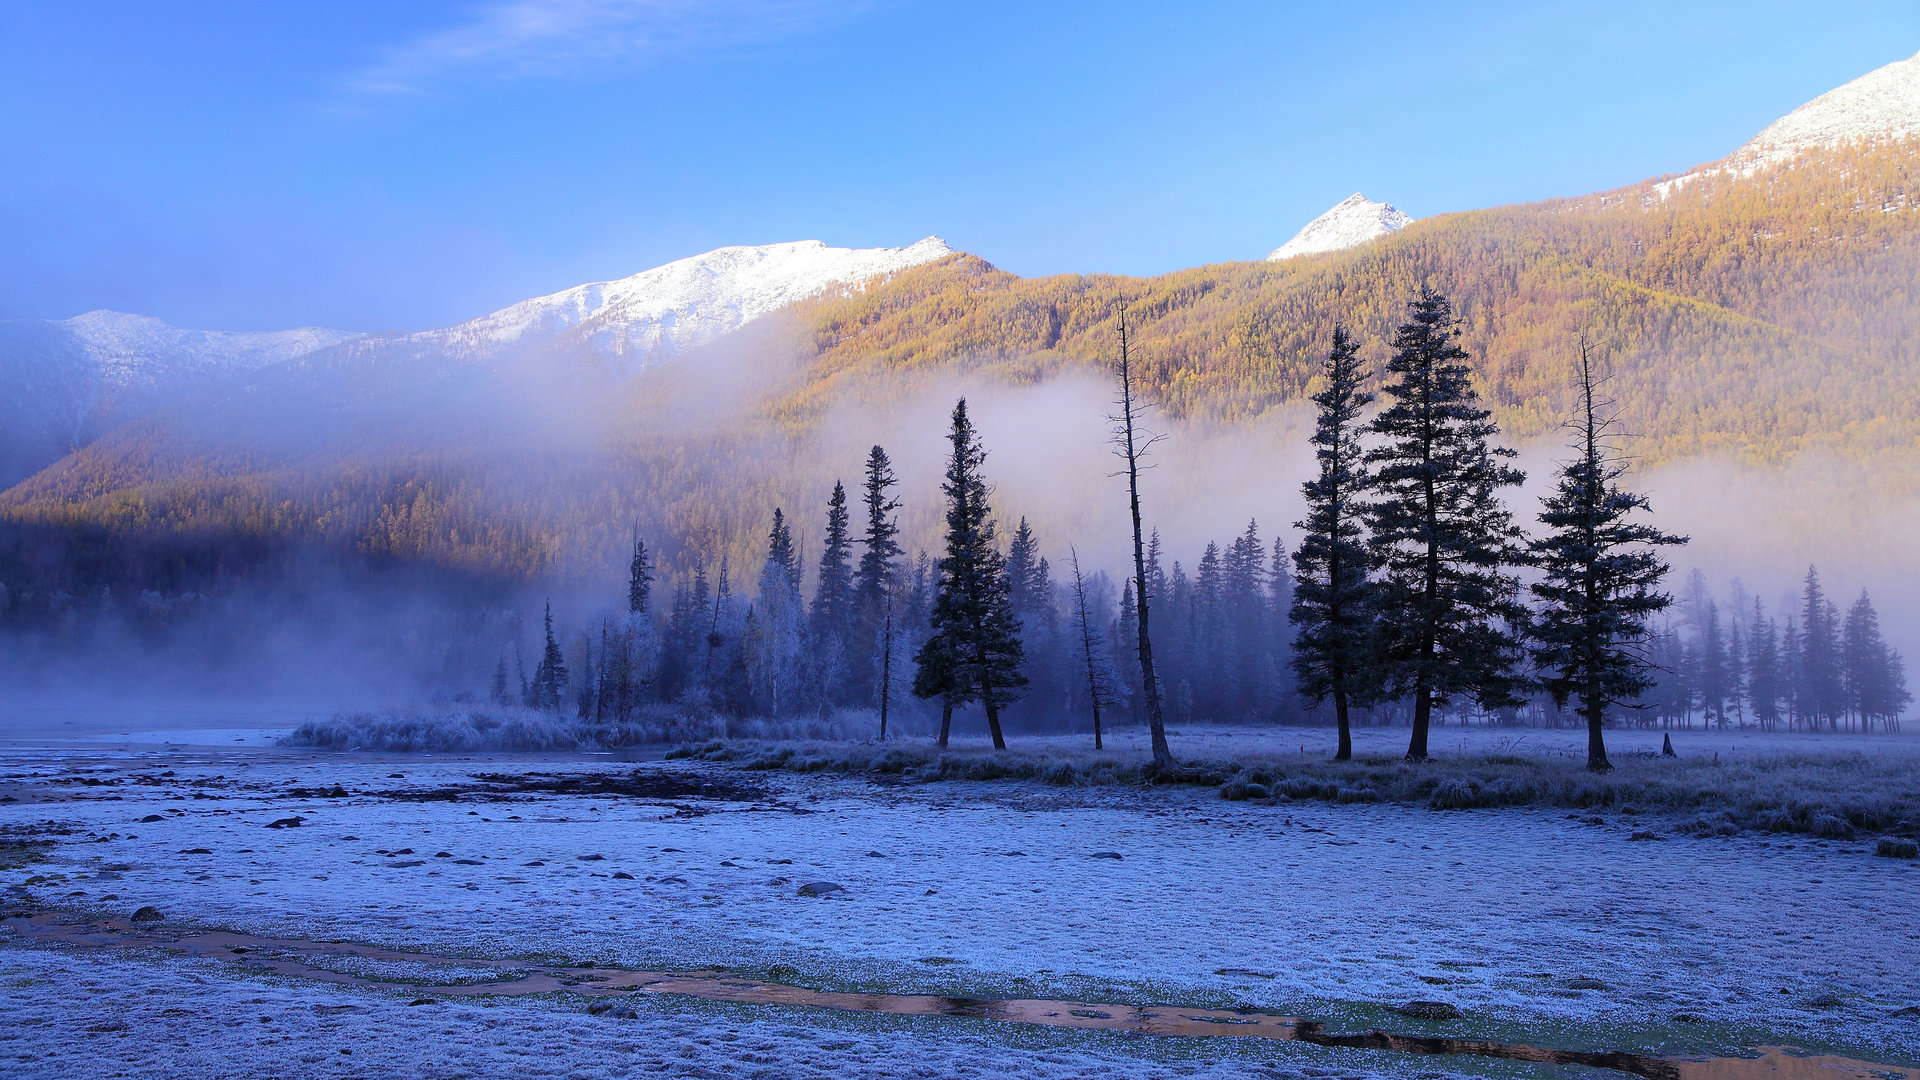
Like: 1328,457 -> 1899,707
129,905 -> 164,922
1089,851 -> 1123,860
265,817 -> 304,829
797,881 -> 845,897
139,815 -> 164,823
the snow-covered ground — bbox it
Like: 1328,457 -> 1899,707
3,733 -> 1917,1078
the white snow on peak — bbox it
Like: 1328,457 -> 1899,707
1656,50 -> 1920,197
58,311 -> 360,388
422,236 -> 954,375
1267,194 -> 1414,261
1731,49 -> 1920,171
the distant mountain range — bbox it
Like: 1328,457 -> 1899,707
5,50 -> 1920,593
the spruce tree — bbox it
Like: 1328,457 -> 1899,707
1747,599 -> 1782,731
530,600 -> 569,711
1527,342 -> 1685,770
1364,288 -> 1527,760
810,482 -> 856,702
628,536 -> 653,615
1799,567 -> 1842,730
913,398 -> 1027,749
1290,325 -> 1374,760
853,445 -> 903,707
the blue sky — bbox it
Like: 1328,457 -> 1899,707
3,1 -> 1916,331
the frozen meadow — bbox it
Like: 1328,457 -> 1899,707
2,724 -> 1917,1079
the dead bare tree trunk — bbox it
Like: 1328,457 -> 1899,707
1113,310 -> 1174,775
1068,546 -> 1105,751
878,595 -> 893,740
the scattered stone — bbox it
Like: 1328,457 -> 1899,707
1004,851 -> 1027,857
1808,993 -> 1847,1009
797,881 -> 845,897
718,860 -> 741,868
659,848 -> 684,853
391,848 -> 414,855
1089,851 -> 1123,860
1875,838 -> 1918,859
1397,1000 -> 1461,1020
866,851 -> 886,858
129,906 -> 164,922
453,859 -> 483,865
767,858 -> 792,865
265,817 -> 304,829
434,851 -> 453,858
925,888 -> 937,895
139,814 -> 165,823
387,860 -> 426,868
178,848 -> 212,855
611,872 -> 634,880
578,854 -> 605,861
656,875 -> 687,885
522,861 -> 544,867
587,1000 -> 616,1015
406,997 -> 437,1006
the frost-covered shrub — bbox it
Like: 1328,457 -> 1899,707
1429,778 -> 1481,810
1219,777 -> 1270,801
1334,783 -> 1380,804
1808,813 -> 1857,839
1876,838 -> 1918,859
1041,761 -> 1082,786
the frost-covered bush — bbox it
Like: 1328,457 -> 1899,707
1808,812 -> 1857,839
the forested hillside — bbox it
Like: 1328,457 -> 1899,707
4,141 -> 1920,598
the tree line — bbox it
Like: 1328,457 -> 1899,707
503,289 -> 1911,773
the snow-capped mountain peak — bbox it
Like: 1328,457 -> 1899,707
1267,194 -> 1414,261
1657,50 -> 1920,197
59,310 -> 360,388
1729,49 -> 1920,172
423,236 -> 955,376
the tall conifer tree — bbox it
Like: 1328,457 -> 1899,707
1364,288 -> 1527,760
628,536 -> 653,615
1527,343 -> 1685,770
913,399 -> 1027,749
1290,326 -> 1375,760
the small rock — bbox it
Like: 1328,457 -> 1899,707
265,817 -> 304,829
578,854 -> 605,861
388,860 -> 426,868
797,881 -> 845,897
611,872 -> 634,880
866,851 -> 886,858
586,1000 -> 616,1015
406,997 -> 437,1006
453,859 -> 483,865
1089,851 -> 1123,860
129,905 -> 164,922
656,875 -> 687,884
434,851 -> 453,858
1808,993 -> 1847,1009
139,814 -> 165,823
1397,1000 -> 1461,1020
521,860 -> 544,867
178,848 -> 212,855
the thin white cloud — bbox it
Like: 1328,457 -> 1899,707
350,0 -> 856,95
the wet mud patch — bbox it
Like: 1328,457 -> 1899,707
0,912 -> 1909,1080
